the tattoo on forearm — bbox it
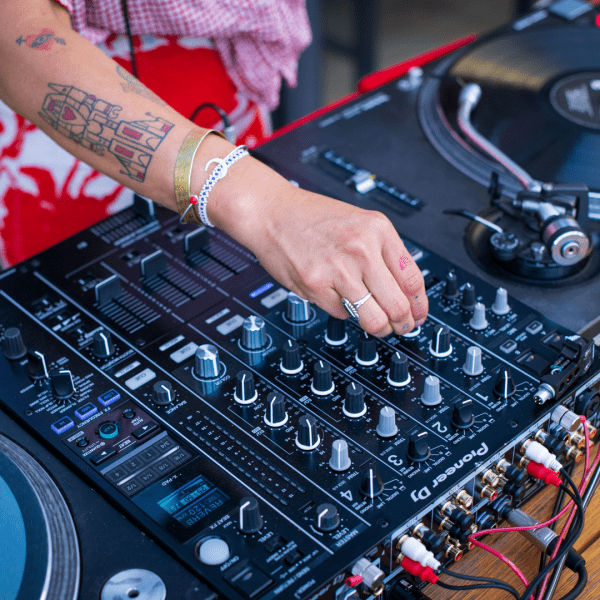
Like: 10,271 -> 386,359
116,65 -> 166,106
39,83 -> 174,182
16,29 -> 65,49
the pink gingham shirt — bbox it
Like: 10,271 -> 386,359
54,0 -> 312,110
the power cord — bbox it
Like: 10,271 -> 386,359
190,104 -> 236,143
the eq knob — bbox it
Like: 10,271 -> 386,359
356,332 -> 378,366
311,361 -> 335,396
460,283 -> 476,311
50,369 -> 75,400
329,439 -> 352,471
264,392 -> 288,427
408,429 -> 430,462
2,327 -> 27,360
296,414 -> 321,451
92,329 -> 115,358
429,325 -> 452,358
387,351 -> 411,387
376,406 -> 398,438
462,346 -> 484,376
238,497 -> 263,534
27,351 -> 49,380
286,292 -> 311,322
315,503 -> 340,532
280,339 -> 303,374
443,270 -> 459,300
491,287 -> 510,315
494,366 -> 516,398
343,382 -> 366,418
360,465 -> 384,498
325,316 -> 347,346
153,380 -> 174,405
241,316 -> 267,350
421,375 -> 442,407
194,344 -> 221,379
451,397 -> 475,429
234,370 -> 257,405
469,302 -> 489,330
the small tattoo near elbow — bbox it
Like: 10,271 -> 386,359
116,65 -> 167,107
39,83 -> 174,182
16,30 -> 66,50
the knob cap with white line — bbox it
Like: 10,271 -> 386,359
264,392 -> 288,427
429,325 -> 452,358
421,375 -> 442,406
376,406 -> 398,438
343,382 -> 366,418
296,414 -> 321,450
462,346 -> 484,376
92,329 -> 115,358
469,302 -> 489,330
238,496 -> 263,534
408,429 -> 430,462
491,287 -> 510,315
27,351 -> 49,380
315,503 -> 340,532
387,351 -> 411,387
360,465 -> 384,498
329,439 -> 352,471
280,339 -> 303,374
325,316 -> 347,346
451,397 -> 475,429
234,370 -> 257,405
153,380 -> 174,406
356,332 -> 378,366
50,369 -> 75,400
311,361 -> 335,395
494,366 -> 516,398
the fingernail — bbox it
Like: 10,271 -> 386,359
415,318 -> 426,327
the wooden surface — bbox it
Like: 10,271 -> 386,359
428,455 -> 600,600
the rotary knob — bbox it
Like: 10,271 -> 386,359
460,283 -> 476,311
50,369 -> 75,400
264,392 -> 288,427
494,366 -> 516,398
491,288 -> 510,315
429,325 -> 452,358
280,339 -> 303,374
469,302 -> 489,330
325,316 -> 347,346
329,439 -> 352,471
387,351 -> 411,387
286,292 -> 311,322
451,397 -> 475,429
463,346 -> 484,376
443,270 -> 459,300
356,332 -> 378,366
194,344 -> 221,379
360,465 -> 384,498
153,380 -> 174,405
2,327 -> 27,360
296,414 -> 321,451
343,382 -> 366,418
27,351 -> 49,380
234,370 -> 257,405
92,329 -> 115,358
238,497 -> 263,534
315,503 -> 340,532
311,361 -> 335,395
241,316 -> 267,350
376,406 -> 398,438
421,375 -> 442,406
408,429 -> 430,462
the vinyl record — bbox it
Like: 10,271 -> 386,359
419,24 -> 600,193
0,434 -> 79,600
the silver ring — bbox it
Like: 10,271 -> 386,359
341,293 -> 372,321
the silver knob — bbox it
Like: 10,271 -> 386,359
463,346 -> 484,376
242,316 -> 267,350
469,302 -> 489,330
491,288 -> 510,315
194,344 -> 221,379
376,406 -> 398,438
286,292 -> 311,322
421,375 -> 442,406
329,439 -> 352,471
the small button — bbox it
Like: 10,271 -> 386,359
106,465 -> 130,483
90,447 -> 117,465
125,368 -> 156,390
156,437 -> 176,453
98,389 -> 121,407
122,478 -> 143,497
76,437 -> 89,448
132,422 -> 159,440
153,458 -> 174,475
229,564 -> 273,599
98,421 -> 120,440
51,416 -> 74,435
197,538 -> 230,566
499,340 -> 518,354
122,408 -> 136,419
526,321 -> 543,335
75,402 -> 98,420
139,468 -> 159,485
264,536 -> 286,553
284,548 -> 304,566
171,449 -> 191,464
122,456 -> 146,472
138,446 -> 161,462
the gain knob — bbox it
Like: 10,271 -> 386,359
491,287 -> 510,315
443,270 -> 459,300
234,370 -> 257,405
27,351 -> 49,380
153,380 -> 174,405
387,351 -> 411,387
460,283 -> 476,311
451,397 -> 475,429
343,382 -> 366,418
286,292 -> 311,322
241,316 -> 267,350
50,369 -> 75,400
194,344 -> 221,379
280,339 -> 303,374
311,361 -> 335,396
329,439 -> 352,471
315,503 -> 340,532
421,375 -> 442,407
429,325 -> 452,358
469,302 -> 489,330
462,346 -> 484,376
2,327 -> 27,360
360,465 -> 384,498
494,366 -> 516,399
264,392 -> 288,427
238,497 -> 263,534
325,316 -> 347,346
92,329 -> 115,358
296,414 -> 321,451
356,332 -> 378,366
408,429 -> 430,462
376,406 -> 398,438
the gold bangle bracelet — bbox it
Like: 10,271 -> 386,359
174,129 -> 226,225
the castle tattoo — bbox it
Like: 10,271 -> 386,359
39,84 -> 174,182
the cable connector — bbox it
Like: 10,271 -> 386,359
400,536 -> 441,570
400,556 -> 439,584
344,574 -> 363,588
527,461 -> 562,487
521,440 -> 562,471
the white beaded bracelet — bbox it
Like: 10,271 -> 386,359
180,145 -> 249,227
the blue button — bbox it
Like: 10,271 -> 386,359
75,402 -> 98,420
98,389 -> 121,407
51,416 -> 74,435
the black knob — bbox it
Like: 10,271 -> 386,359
92,329 -> 115,358
460,283 -> 476,311
360,465 -> 384,498
494,366 -> 516,398
153,380 -> 174,405
443,270 -> 459,299
234,370 -> 257,405
50,369 -> 75,400
429,324 -> 452,358
408,429 -> 430,462
296,414 -> 321,450
2,327 -> 27,360
239,496 -> 263,534
388,351 -> 411,387
315,503 -> 340,532
286,292 -> 311,322
451,397 -> 475,429
325,316 -> 347,346
311,361 -> 334,395
343,382 -> 366,418
27,351 -> 49,380
264,392 -> 288,427
356,332 -> 378,365
280,339 -> 303,374
242,316 -> 267,350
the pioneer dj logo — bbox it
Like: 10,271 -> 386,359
410,442 -> 489,502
